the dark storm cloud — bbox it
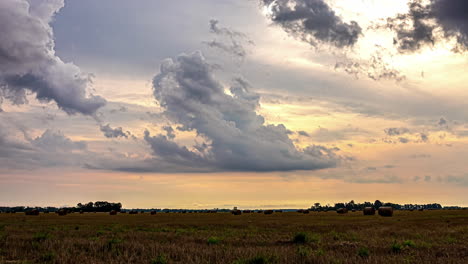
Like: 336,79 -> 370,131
386,0 -> 468,52
146,51 -> 340,172
261,0 -> 362,47
0,0 -> 106,115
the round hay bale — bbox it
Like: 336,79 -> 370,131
303,210 -> 310,214
418,208 -> 424,212
25,209 -> 40,216
109,210 -> 117,215
150,211 -> 157,215
297,209 -> 304,213
129,210 -> 138,215
57,209 -> 67,216
264,210 -> 274,215
257,210 -> 263,213
351,209 -> 356,212
231,210 -> 242,215
336,208 -> 348,214
363,207 -> 376,215
378,207 -> 393,217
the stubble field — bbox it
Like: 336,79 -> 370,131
0,210 -> 467,264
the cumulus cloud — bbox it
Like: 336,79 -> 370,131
0,0 -> 106,115
385,0 -> 468,52
147,51 -> 340,172
261,0 -> 362,47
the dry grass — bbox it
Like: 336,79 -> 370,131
0,210 -> 467,263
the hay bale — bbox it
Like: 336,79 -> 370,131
129,210 -> 138,214
231,210 -> 242,215
418,208 -> 424,212
303,210 -> 310,214
79,210 -> 84,214
351,209 -> 356,212
297,209 -> 304,213
109,210 -> 117,215
150,211 -> 157,215
264,210 -> 274,215
363,207 -> 376,215
25,209 -> 40,216
336,208 -> 348,214
57,209 -> 67,216
242,210 -> 252,213
257,210 -> 263,213
378,207 -> 393,217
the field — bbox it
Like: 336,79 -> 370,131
0,210 -> 467,264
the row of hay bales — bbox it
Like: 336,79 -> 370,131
231,209 -> 285,215
335,207 -> 394,217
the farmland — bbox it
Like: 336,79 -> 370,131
0,210 -> 467,264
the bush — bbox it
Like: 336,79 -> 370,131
296,246 -> 311,257
33,232 -> 50,242
357,247 -> 370,258
391,241 -> 402,253
151,254 -> 168,264
233,255 -> 276,264
106,238 -> 122,251
293,232 -> 320,244
207,236 -> 221,245
403,240 -> 416,248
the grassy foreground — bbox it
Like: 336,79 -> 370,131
0,210 -> 467,264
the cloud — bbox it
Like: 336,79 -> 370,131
385,0 -> 468,52
146,51 -> 340,172
162,126 -> 176,139
99,124 -> 130,139
31,129 -> 87,152
384,127 -> 410,136
399,137 -> 410,144
261,0 -> 362,47
0,126 -> 90,171
203,20 -> 253,59
0,0 -> 106,115
419,132 -> 429,142
297,131 -> 310,137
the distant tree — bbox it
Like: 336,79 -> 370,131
374,200 -> 383,209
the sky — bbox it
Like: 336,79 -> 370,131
1,0 -> 468,208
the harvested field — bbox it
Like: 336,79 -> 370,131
0,210 -> 467,263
